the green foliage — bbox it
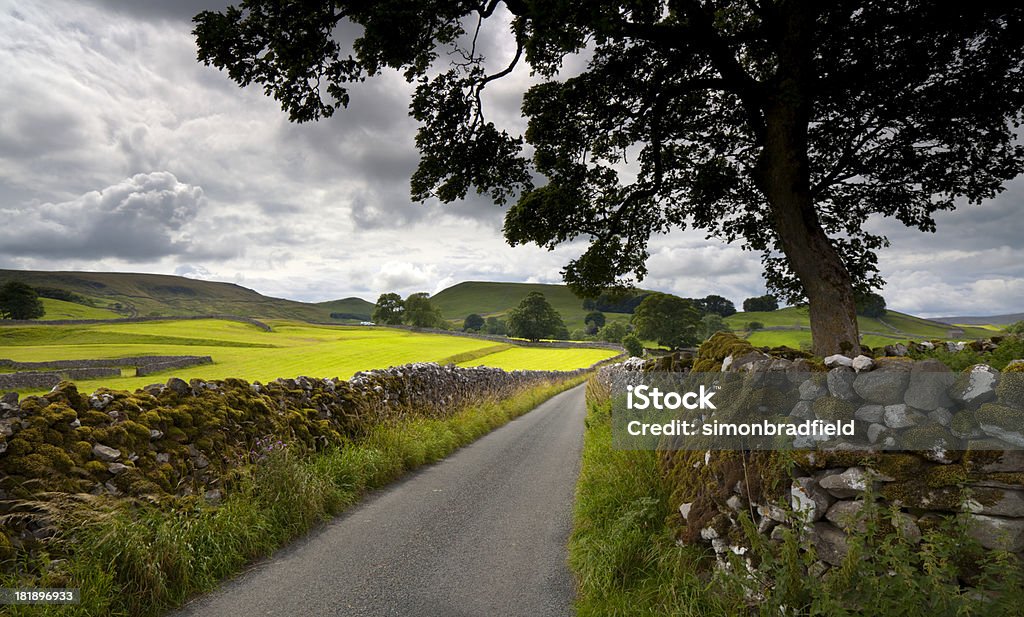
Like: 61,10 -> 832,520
0,281 -> 45,320
621,335 -> 644,358
581,290 -> 649,314
33,287 -> 94,306
462,313 -> 485,332
717,498 -> 1023,616
743,294 -> 779,312
855,291 -> 888,318
402,293 -> 445,328
747,321 -> 765,331
1007,320 -> 1024,335
908,335 -> 1024,371
697,313 -> 730,341
484,316 -> 506,336
584,310 -> 606,335
632,293 -> 701,350
372,292 -> 405,325
595,320 -> 628,344
694,294 -> 737,317
569,385 -> 736,617
506,292 -> 567,341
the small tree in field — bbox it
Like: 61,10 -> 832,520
743,295 -> 779,313
463,313 -> 485,332
632,293 -> 701,350
596,320 -> 628,344
403,293 -> 445,328
485,316 -> 507,335
372,293 -> 405,325
622,335 -> 644,357
0,282 -> 45,320
506,292 -> 566,341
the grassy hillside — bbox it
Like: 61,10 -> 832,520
313,297 -> 376,320
430,281 -> 635,332
0,318 -> 618,395
38,298 -> 122,320
725,306 -> 1000,350
0,269 -> 358,322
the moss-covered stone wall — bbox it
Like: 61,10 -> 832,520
598,332 -> 1024,577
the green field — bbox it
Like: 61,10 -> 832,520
38,298 -> 123,320
0,318 -> 617,395
726,306 -> 999,350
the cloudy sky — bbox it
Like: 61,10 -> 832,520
0,1 -> 1021,318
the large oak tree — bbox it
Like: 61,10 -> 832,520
195,1 -> 1024,354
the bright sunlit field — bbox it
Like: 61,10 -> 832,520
0,319 -> 618,394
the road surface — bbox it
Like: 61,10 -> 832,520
171,384 -> 587,617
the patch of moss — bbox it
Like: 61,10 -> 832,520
923,464 -> 968,488
697,332 -> 755,362
996,371 -> 1024,409
871,453 -> 926,478
899,425 -> 956,452
83,460 -> 108,477
812,396 -> 855,421
976,403 -> 1024,432
881,482 -> 965,511
951,411 -> 979,437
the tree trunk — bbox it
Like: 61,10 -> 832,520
754,3 -> 861,357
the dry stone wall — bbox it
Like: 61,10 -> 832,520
0,356 -> 213,390
598,340 -> 1024,575
0,362 -> 586,505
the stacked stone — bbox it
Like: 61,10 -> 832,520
601,349 -> 1024,575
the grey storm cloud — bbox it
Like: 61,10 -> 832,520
0,172 -> 207,260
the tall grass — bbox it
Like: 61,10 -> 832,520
570,381 -> 1024,616
0,376 -> 586,616
568,384 -> 737,616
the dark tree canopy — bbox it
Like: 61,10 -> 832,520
743,294 -> 779,312
195,2 -> 1024,354
403,293 -> 446,328
584,310 -> 607,331
695,294 -> 737,317
631,293 -> 701,350
855,292 -> 887,318
484,315 -> 507,335
0,282 -> 45,320
506,291 -> 567,341
463,313 -> 486,331
372,292 -> 405,325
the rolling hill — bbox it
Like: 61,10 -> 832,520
934,312 -> 1024,326
724,306 -> 1001,349
429,281 -> 635,332
0,269 -> 366,322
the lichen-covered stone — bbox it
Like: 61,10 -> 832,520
904,360 -> 955,411
853,363 -> 911,405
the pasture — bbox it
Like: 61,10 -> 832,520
0,319 -> 618,395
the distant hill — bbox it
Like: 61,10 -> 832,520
933,313 -> 1024,326
724,306 -> 1002,349
430,281 -> 626,331
313,297 -> 376,321
0,269 -> 363,322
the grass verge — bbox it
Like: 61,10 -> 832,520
0,375 -> 587,616
568,381 -> 736,617
570,379 -> 1023,616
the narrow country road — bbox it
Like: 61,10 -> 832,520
171,384 -> 587,617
